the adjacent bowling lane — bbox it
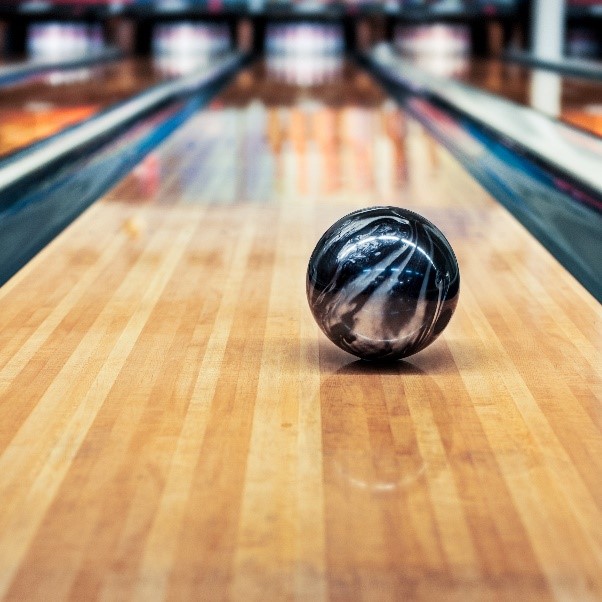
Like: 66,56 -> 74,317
411,55 -> 602,136
0,59 -> 600,600
0,57 -> 204,158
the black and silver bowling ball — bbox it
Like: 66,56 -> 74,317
306,206 -> 460,361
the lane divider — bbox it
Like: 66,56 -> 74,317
0,48 -> 123,88
0,52 -> 246,202
362,44 -> 602,198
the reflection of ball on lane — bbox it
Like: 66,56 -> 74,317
306,206 -> 460,361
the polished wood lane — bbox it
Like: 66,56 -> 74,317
0,58 -> 179,158
0,61 -> 600,600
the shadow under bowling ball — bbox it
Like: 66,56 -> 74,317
317,335 -> 458,376
320,359 -> 450,496
334,357 -> 424,376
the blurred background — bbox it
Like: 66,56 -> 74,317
0,0 -> 600,157
0,0 -> 599,60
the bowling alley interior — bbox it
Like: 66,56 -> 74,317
0,0 -> 601,599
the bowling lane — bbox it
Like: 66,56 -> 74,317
0,57 -> 203,158
0,59 -> 601,600
412,55 -> 602,137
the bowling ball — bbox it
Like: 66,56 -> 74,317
306,206 -> 460,361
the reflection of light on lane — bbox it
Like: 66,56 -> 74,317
409,53 -> 469,78
44,68 -> 92,86
131,153 -> 161,199
266,54 -> 344,87
153,54 -> 211,77
27,22 -> 105,59
162,78 -> 404,204
342,107 -> 374,190
394,23 -> 471,56
529,70 -> 561,118
332,454 -> 427,494
265,22 -> 344,56
562,104 -> 602,137
0,105 -> 99,158
381,100 -> 408,187
267,101 -> 405,200
152,22 -> 230,57
24,101 -> 54,112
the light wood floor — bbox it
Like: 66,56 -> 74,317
0,62 -> 600,600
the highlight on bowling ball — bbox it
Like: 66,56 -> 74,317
306,206 -> 460,361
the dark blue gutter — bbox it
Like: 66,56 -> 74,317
360,47 -> 602,302
0,52 -> 248,286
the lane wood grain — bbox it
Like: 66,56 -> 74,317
0,62 -> 600,601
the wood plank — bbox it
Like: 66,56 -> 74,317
0,61 -> 600,600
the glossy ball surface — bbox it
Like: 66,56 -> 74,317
306,206 -> 460,361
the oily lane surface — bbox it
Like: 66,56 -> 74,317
0,60 -> 600,600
